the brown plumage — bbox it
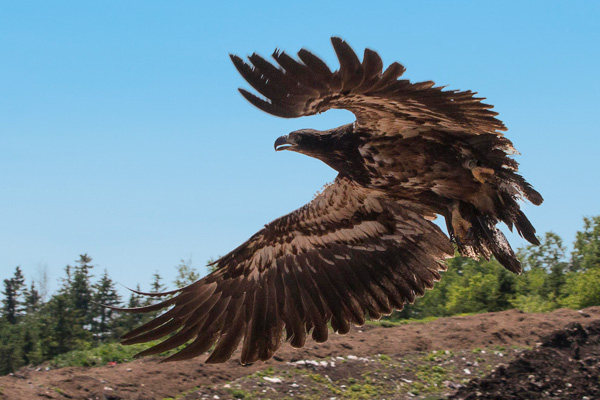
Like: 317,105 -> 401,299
116,37 -> 542,364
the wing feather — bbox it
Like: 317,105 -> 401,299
119,177 -> 453,363
232,37 -> 505,135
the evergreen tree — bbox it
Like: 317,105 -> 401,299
91,270 -> 122,343
150,271 -> 166,294
142,271 -> 167,314
0,322 -> 24,375
69,254 -> 95,327
114,284 -> 146,336
2,267 -> 26,324
2,278 -> 17,324
20,314 -> 43,367
38,255 -> 96,358
39,293 -> 87,358
24,282 -> 42,314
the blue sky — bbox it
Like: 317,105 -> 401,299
1,1 -> 599,296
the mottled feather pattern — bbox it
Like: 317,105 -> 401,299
118,178 -> 453,364
116,38 -> 542,365
233,37 -> 505,135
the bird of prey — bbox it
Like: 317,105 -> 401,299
118,38 -> 542,364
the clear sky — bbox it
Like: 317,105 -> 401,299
1,1 -> 599,296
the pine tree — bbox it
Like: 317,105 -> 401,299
142,271 -> 167,309
91,270 -> 122,343
39,294 -> 83,357
0,322 -> 24,375
70,254 -> 94,327
2,267 -> 26,324
20,314 -> 43,367
24,282 -> 42,314
38,255 -> 96,358
114,284 -> 146,336
150,272 -> 166,294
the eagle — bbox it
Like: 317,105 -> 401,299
117,38 -> 543,364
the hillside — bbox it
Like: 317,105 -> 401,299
1,307 -> 599,400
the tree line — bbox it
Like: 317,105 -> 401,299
1,216 -> 599,375
0,256 -> 198,375
395,216 -> 600,319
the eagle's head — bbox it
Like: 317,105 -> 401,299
274,125 -> 362,175
275,128 -> 329,151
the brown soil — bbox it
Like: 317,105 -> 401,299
450,319 -> 600,399
1,307 -> 599,400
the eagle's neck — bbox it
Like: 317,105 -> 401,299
313,124 -> 371,184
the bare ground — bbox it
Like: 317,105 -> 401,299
1,307 -> 599,400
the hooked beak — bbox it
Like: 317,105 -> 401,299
274,135 -> 297,151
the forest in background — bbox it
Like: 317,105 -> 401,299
1,216 -> 599,375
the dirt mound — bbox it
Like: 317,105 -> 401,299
0,307 -> 599,399
450,319 -> 600,400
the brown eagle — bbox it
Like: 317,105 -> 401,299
118,38 -> 542,364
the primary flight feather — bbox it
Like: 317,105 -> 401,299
117,37 -> 542,364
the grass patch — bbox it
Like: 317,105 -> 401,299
424,350 -> 453,362
227,388 -> 252,399
367,315 -> 440,327
49,340 -> 176,368
253,366 -> 275,377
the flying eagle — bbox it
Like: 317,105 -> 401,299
118,38 -> 542,364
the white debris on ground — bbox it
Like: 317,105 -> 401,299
262,376 -> 283,383
287,355 -> 375,370
205,347 -> 516,399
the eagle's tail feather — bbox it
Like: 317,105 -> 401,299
450,201 -> 537,274
494,191 -> 540,246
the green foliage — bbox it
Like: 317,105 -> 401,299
559,268 -> 600,309
1,215 -> 600,376
50,341 -> 156,368
228,388 -> 251,399
395,256 -> 517,319
415,364 -> 448,391
368,315 -> 440,327
69,254 -> 95,324
206,256 -> 222,274
24,282 -> 41,313
173,258 -> 200,288
39,293 -> 90,358
390,216 -> 600,321
571,216 -> 600,272
509,293 -> 556,313
444,259 -> 514,315
2,266 -> 26,324
150,272 -> 166,294
114,285 -> 146,336
91,270 -> 122,343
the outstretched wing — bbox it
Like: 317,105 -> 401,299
119,177 -> 453,364
231,37 -> 505,137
